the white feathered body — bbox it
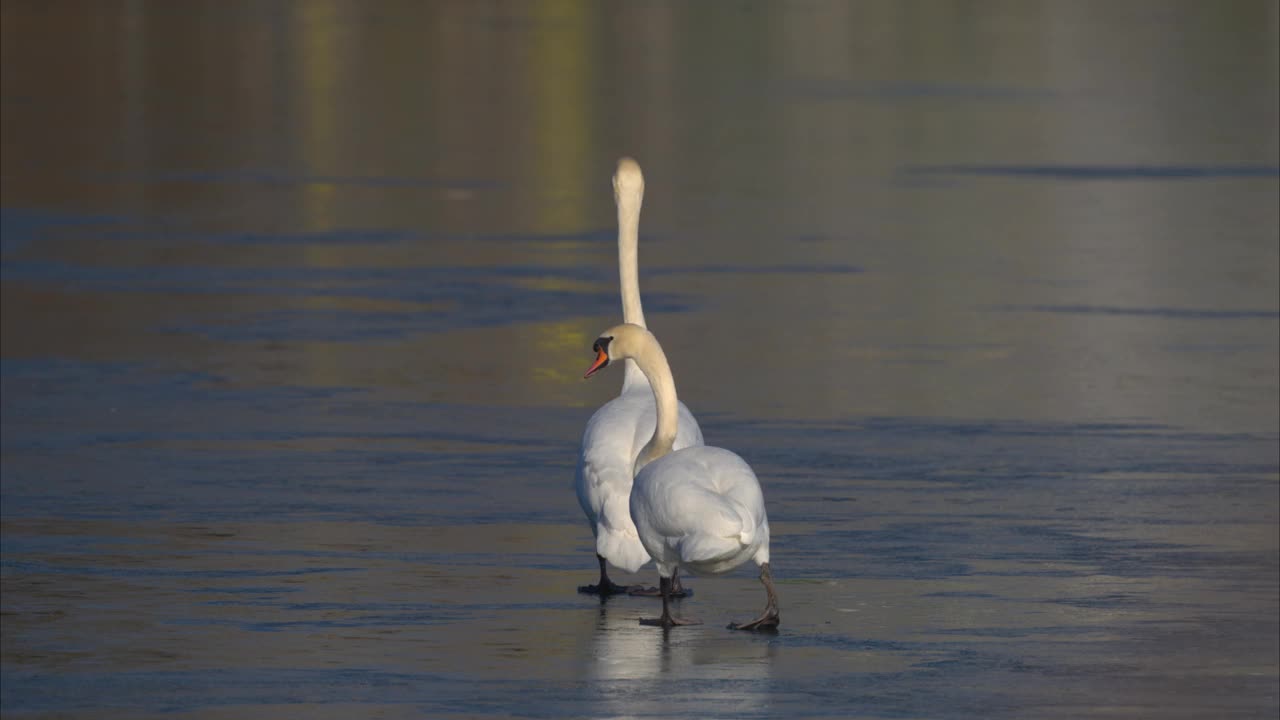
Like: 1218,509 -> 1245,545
575,373 -> 704,573
629,445 -> 770,578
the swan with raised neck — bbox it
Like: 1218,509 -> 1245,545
572,158 -> 706,598
613,157 -> 648,389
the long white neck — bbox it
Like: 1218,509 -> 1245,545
616,181 -> 648,389
630,331 -> 679,476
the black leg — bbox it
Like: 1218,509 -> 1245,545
578,554 -> 635,595
670,568 -> 691,597
640,575 -> 700,627
728,562 -> 780,631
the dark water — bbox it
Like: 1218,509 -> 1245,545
3,2 -> 1278,718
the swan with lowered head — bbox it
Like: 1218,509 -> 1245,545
583,323 -> 779,630
574,158 -> 705,596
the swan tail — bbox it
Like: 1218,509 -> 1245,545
725,495 -> 761,548
597,532 -> 651,574
595,494 -> 651,574
676,532 -> 744,567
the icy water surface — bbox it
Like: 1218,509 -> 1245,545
3,2 -> 1279,719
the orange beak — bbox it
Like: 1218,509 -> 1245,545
583,348 -> 610,378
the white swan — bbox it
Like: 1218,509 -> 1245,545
583,323 -> 779,630
574,158 -> 705,596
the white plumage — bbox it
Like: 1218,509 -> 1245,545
583,323 -> 779,630
576,383 -> 704,575
630,446 -> 770,578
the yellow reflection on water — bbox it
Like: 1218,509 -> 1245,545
516,2 -> 610,393
528,0 -> 598,236
528,319 -> 596,394
294,0 -> 342,233
293,0 -> 346,389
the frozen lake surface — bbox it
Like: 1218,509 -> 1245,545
3,2 -> 1278,718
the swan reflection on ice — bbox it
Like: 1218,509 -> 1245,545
584,599 -> 776,717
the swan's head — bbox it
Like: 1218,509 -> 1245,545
583,323 -> 650,379
612,157 -> 645,205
